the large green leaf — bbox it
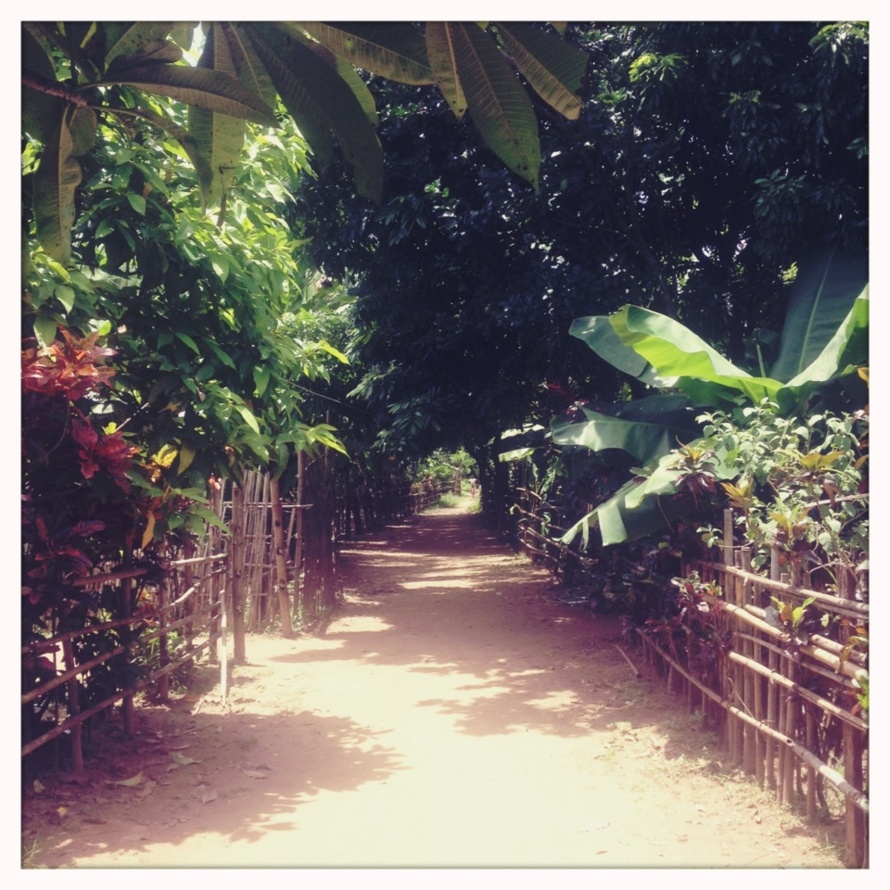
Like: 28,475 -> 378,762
297,34 -> 378,127
610,304 -> 782,405
777,286 -> 869,410
569,313 -> 673,387
494,22 -> 587,120
220,23 -> 277,109
300,22 -> 434,85
32,106 -> 96,264
245,23 -> 383,203
768,248 -> 869,382
102,23 -> 181,70
551,395 -> 697,464
190,23 -> 248,207
22,26 -> 61,145
97,64 -> 277,127
425,22 -> 468,118
451,23 -> 541,189
560,473 -> 685,548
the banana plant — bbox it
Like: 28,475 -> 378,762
22,21 -> 588,264
557,249 -> 868,546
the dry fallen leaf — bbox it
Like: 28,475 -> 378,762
243,769 -> 269,780
170,751 -> 200,766
137,780 -> 157,799
194,784 -> 217,804
114,772 -> 145,787
33,780 -> 45,794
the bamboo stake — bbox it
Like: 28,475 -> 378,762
120,573 -> 136,736
61,638 -> 83,771
157,576 -> 169,701
843,724 -> 867,868
295,451 -> 305,626
270,475 -> 293,637
805,709 -> 817,819
230,482 -> 247,663
220,569 -> 228,707
644,636 -> 868,813
782,662 -> 797,806
766,647 -> 777,791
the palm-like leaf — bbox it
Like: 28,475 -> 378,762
102,22 -> 181,69
449,23 -> 540,189
22,27 -> 60,145
33,106 -> 96,264
96,64 -> 278,127
245,23 -> 382,203
190,23 -> 248,207
300,22 -> 434,85
425,22 -> 468,118
494,22 -> 587,120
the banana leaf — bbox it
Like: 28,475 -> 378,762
551,394 -> 697,465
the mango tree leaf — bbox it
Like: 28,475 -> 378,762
177,441 -> 196,475
245,23 -> 383,203
328,55 -> 379,127
203,338 -> 237,369
190,22 -> 248,207
187,504 -> 229,533
299,37 -> 378,127
494,22 -> 587,120
33,106 -> 96,264
300,22 -> 434,84
96,64 -> 277,127
253,365 -> 271,397
425,22 -> 468,118
769,248 -> 869,382
102,23 -> 180,69
450,22 -> 540,189
22,26 -> 61,145
218,23 -> 277,109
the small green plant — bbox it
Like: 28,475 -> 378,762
763,595 -> 823,649
137,629 -> 196,694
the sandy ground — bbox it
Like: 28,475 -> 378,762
21,499 -> 848,871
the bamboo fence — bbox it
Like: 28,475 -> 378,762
509,489 -> 868,868
22,462 -> 447,773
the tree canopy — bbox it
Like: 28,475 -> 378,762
295,22 -> 868,467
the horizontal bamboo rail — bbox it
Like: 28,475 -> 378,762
639,632 -> 868,814
699,560 -> 868,617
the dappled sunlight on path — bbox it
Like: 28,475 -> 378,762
23,499 -> 845,868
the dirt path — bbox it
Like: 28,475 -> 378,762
22,499 -> 845,868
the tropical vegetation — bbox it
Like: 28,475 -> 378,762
22,20 -> 868,729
